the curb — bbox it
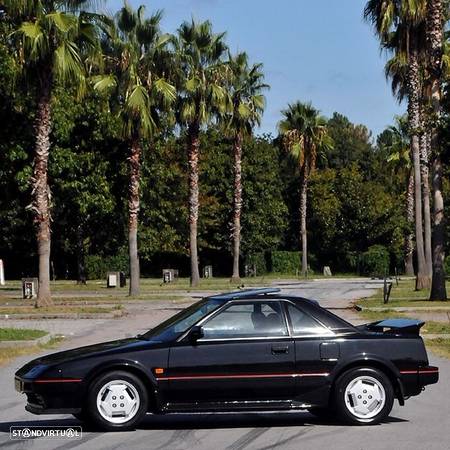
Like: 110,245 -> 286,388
0,309 -> 125,320
355,305 -> 450,312
0,332 -> 52,348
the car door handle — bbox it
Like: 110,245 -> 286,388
271,345 -> 289,355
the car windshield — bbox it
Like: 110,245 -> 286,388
141,298 -> 223,342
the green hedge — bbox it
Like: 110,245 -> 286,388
271,251 -> 300,274
444,256 -> 450,275
85,251 -> 129,280
245,251 -> 316,276
245,252 -> 267,275
360,245 -> 389,277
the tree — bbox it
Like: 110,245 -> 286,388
278,101 -> 332,277
322,113 -> 375,174
382,115 -> 415,275
4,0 -> 101,306
426,0 -> 447,300
364,0 -> 431,289
385,49 -> 433,278
94,3 -> 176,296
50,88 -> 119,283
225,52 -> 267,282
309,166 -> 405,273
172,20 -> 228,286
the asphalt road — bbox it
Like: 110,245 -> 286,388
0,279 -> 448,450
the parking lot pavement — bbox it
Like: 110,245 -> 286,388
0,279 -> 447,450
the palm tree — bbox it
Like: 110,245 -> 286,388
93,3 -> 176,296
172,20 -> 228,287
226,52 -> 268,282
384,115 -> 415,276
364,0 -> 431,289
385,53 -> 433,278
278,102 -> 332,277
426,0 -> 447,300
4,0 -> 101,306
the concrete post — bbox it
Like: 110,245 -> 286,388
0,260 -> 4,286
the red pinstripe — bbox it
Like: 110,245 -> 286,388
34,378 -> 82,383
399,369 -> 439,375
156,372 -> 330,381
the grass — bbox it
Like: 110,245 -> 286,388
0,274 -> 361,294
0,327 -> 48,341
426,338 -> 450,359
357,310 -> 450,335
0,304 -> 123,315
358,309 -> 405,321
0,336 -> 64,366
357,278 -> 450,308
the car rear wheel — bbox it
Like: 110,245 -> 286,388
334,367 -> 394,425
86,371 -> 148,431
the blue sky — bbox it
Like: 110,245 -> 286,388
107,0 -> 405,139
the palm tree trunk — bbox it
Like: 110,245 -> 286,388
231,130 -> 243,283
299,166 -> 308,277
407,37 -> 430,290
128,137 -> 141,296
76,222 -> 86,285
430,155 -> 447,299
427,0 -> 447,300
420,124 -> 432,278
188,122 -> 201,287
33,77 -> 53,307
405,169 -> 415,276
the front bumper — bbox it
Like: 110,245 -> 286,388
15,376 -> 85,414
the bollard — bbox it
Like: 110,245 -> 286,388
383,278 -> 393,304
22,278 -> 38,299
107,272 -> 120,288
0,259 -> 4,286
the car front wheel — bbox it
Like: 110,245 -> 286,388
86,371 -> 148,431
334,367 -> 394,425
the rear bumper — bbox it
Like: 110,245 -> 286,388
399,365 -> 439,396
418,366 -> 439,386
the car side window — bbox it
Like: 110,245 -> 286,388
201,301 -> 288,339
286,303 -> 331,336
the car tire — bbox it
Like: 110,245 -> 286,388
334,367 -> 394,425
86,370 -> 148,431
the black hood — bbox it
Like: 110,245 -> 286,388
16,337 -> 160,377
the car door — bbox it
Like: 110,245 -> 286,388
284,302 -> 339,404
165,300 -> 295,405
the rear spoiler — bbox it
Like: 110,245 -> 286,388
362,318 -> 425,336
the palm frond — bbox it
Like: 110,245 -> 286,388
153,77 -> 176,103
46,12 -> 77,33
92,73 -> 117,92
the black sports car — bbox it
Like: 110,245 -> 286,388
15,288 -> 438,430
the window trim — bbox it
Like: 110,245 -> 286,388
177,299 -> 291,343
283,300 -> 335,338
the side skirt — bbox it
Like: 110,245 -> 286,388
162,400 -> 312,413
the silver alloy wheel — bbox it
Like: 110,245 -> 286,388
96,379 -> 140,424
344,375 -> 386,420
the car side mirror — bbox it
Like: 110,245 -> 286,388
188,325 -> 204,343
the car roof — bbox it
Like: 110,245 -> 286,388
205,288 -> 355,331
207,288 -> 282,301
